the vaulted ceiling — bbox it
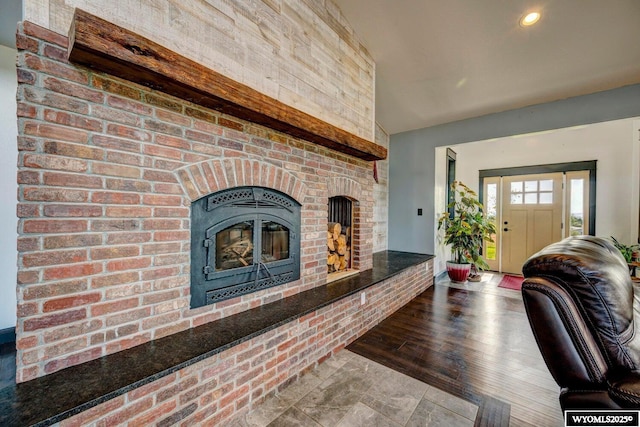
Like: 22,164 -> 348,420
3,1 -> 639,136
334,0 -> 640,134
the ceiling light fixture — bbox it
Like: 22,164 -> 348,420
520,11 -> 541,27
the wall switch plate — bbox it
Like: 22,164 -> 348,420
417,208 -> 423,216
360,291 -> 366,305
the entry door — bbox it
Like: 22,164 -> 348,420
501,173 -> 563,274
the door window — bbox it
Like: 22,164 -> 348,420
510,179 -> 554,205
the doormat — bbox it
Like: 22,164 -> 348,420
498,274 -> 524,291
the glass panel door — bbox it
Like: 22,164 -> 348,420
481,163 -> 595,274
501,173 -> 563,274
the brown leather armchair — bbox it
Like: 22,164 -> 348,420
522,235 -> 640,410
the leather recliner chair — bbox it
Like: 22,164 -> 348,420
522,235 -> 640,409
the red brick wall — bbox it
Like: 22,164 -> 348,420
15,21 -> 378,382
59,262 -> 433,426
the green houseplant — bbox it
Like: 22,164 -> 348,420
438,181 -> 497,282
610,236 -> 639,265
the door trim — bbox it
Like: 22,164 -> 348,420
479,161 -> 596,235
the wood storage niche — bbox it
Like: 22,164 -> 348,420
327,196 -> 357,281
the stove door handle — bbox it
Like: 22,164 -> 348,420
254,261 -> 274,287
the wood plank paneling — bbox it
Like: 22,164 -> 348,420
66,8 -> 386,161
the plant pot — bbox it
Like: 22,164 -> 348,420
446,261 -> 471,283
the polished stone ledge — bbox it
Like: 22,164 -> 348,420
0,250 -> 433,426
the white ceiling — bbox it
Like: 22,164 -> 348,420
333,0 -> 640,135
2,1 -> 638,135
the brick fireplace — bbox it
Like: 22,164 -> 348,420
10,5 -> 433,425
16,17 -> 382,381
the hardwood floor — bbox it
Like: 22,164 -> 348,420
347,272 -> 564,427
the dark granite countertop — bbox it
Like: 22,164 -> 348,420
0,251 -> 433,426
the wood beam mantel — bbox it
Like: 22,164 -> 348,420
67,9 -> 386,161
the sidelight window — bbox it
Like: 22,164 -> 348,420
565,171 -> 590,237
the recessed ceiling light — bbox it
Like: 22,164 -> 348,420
520,11 -> 541,27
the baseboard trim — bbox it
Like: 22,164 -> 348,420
0,327 -> 15,344
435,270 -> 449,281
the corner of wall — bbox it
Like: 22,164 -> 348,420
0,44 -> 18,329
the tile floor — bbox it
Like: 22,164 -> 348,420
230,350 -> 478,427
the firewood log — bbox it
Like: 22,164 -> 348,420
241,242 -> 253,257
220,238 -> 253,262
327,253 -> 337,265
327,232 -> 335,251
328,222 -> 341,240
336,234 -> 347,255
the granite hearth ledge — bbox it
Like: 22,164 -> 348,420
0,251 -> 433,426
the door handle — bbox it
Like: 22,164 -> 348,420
504,228 -> 511,232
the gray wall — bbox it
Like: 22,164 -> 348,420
388,84 -> 640,254
0,44 -> 17,330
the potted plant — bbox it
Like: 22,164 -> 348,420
610,236 -> 640,277
437,181 -> 496,282
610,236 -> 639,263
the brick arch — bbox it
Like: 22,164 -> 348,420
174,159 -> 306,203
327,176 -> 362,200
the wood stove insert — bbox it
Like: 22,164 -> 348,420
190,187 -> 301,308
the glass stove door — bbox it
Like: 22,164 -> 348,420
261,221 -> 290,263
214,220 -> 254,271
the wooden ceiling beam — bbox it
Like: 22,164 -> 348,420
67,9 -> 386,161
